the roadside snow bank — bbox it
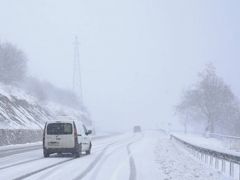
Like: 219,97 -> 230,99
156,133 -> 230,180
173,133 -> 240,156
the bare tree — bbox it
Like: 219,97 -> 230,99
176,64 -> 240,134
0,42 -> 27,84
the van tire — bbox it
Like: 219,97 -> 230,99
86,142 -> 92,155
43,150 -> 49,158
74,144 -> 82,158
74,151 -> 80,158
86,150 -> 90,155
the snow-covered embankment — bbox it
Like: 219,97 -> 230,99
0,84 -> 90,145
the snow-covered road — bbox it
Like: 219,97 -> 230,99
0,131 -> 230,180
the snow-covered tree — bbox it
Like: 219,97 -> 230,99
0,42 -> 27,84
176,64 -> 240,135
22,77 -> 82,109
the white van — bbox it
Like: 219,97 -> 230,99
43,120 -> 92,158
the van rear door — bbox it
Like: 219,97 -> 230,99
46,123 -> 75,149
77,125 -> 91,151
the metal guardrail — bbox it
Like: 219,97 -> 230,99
209,133 -> 240,151
171,135 -> 240,179
209,133 -> 240,140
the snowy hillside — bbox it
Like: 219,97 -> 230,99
0,84 -> 91,129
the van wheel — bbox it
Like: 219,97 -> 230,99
74,144 -> 81,158
43,150 -> 49,158
86,143 -> 92,155
74,151 -> 80,158
86,150 -> 90,155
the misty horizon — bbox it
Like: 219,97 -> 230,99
0,0 -> 240,132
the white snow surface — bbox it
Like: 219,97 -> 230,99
156,132 -> 230,180
0,84 -> 49,129
0,141 -> 42,151
0,131 -> 230,180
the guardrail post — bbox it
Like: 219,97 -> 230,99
239,164 -> 240,180
238,164 -> 240,180
230,162 -> 234,177
221,160 -> 226,173
191,148 -> 194,155
205,155 -> 208,164
210,156 -> 213,166
215,158 -> 219,169
194,151 -> 197,157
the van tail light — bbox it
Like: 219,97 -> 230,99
43,123 -> 47,148
74,126 -> 77,138
73,123 -> 78,147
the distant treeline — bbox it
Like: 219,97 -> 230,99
176,64 -> 240,136
0,41 -> 82,109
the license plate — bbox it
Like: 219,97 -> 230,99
48,142 -> 60,146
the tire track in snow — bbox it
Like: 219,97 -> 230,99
12,134 -> 131,180
127,133 -> 144,180
13,140 -> 113,180
88,135 -> 139,180
87,134 -> 143,180
73,135 -> 136,180
0,145 -> 42,158
0,157 -> 43,170
13,158 -> 75,180
0,134 -> 114,159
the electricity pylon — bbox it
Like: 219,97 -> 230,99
72,36 -> 83,103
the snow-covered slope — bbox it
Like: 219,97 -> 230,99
0,84 -> 91,129
0,84 -> 51,129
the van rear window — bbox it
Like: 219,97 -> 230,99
47,123 -> 73,135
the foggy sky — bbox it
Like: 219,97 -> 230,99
0,0 -> 240,132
